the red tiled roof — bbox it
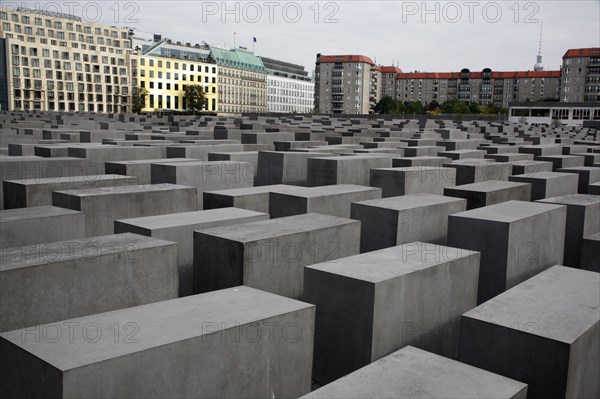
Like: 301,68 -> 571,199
380,66 -> 403,74
563,48 -> 600,59
318,55 -> 376,66
396,70 -> 561,80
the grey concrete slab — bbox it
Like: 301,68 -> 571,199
485,153 -> 534,162
0,233 -> 178,333
444,181 -> 532,209
166,144 -> 245,160
459,266 -> 600,399
307,155 -> 392,186
194,213 -> 360,298
53,184 -> 197,237
369,167 -> 457,197
392,156 -> 451,168
0,156 -> 93,210
304,242 -> 480,384
509,172 -> 579,200
589,182 -> 600,195
270,184 -> 382,218
580,232 -> 600,272
255,151 -> 331,186
0,286 -> 315,399
302,346 -> 527,399
0,206 -> 85,247
204,184 -> 305,213
556,166 -> 600,194
151,161 -> 254,209
350,194 -> 466,252
536,155 -> 585,171
538,194 -> 600,267
115,208 -> 269,296
448,200 -> 567,303
447,160 -> 511,185
438,149 -> 486,160
105,158 -> 199,184
510,160 -> 554,175
67,145 -> 163,173
3,174 -> 138,208
518,144 -> 563,157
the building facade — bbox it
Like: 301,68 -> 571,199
131,37 -> 218,112
210,47 -> 267,114
509,101 -> 600,126
561,48 -> 600,103
1,7 -> 133,112
380,66 -> 402,99
315,54 -> 384,114
396,69 -> 561,108
260,56 -> 313,113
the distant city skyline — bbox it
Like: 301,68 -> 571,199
4,0 -> 599,72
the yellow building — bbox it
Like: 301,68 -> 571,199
134,52 -> 218,112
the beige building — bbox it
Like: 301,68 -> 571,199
561,48 -> 600,103
396,69 -> 561,108
210,47 -> 267,114
0,7 -> 133,112
315,54 -> 390,114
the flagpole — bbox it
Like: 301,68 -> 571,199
252,41 -> 255,54
233,32 -> 236,49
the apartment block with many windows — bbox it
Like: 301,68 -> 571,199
260,56 -> 313,114
561,48 -> 600,103
0,7 -> 133,112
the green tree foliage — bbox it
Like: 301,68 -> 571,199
374,96 -> 398,114
184,84 -> 206,112
131,87 -> 149,114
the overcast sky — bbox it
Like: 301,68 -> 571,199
10,0 -> 600,72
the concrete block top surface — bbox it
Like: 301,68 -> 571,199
353,193 -> 465,211
306,242 -> 478,284
446,181 -> 531,193
511,171 -> 575,180
463,266 -> 599,344
0,205 -> 82,222
450,200 -> 565,223
538,194 -> 600,207
0,286 -> 314,371
371,166 -> 449,172
311,155 -> 390,161
105,158 -> 196,165
4,174 -> 134,185
54,183 -> 193,197
196,213 -> 359,242
204,184 -> 303,196
0,233 -> 175,272
285,184 -> 381,198
116,207 -> 268,230
303,346 -> 527,399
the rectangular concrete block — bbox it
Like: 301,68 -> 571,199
447,160 -> 511,185
370,167 -> 457,197
0,206 -> 85,247
0,157 -> 93,209
459,266 -> 599,399
509,172 -> 579,200
203,184 -> 305,213
166,144 -> 245,160
538,194 -> 600,267
0,286 -> 315,398
391,156 -> 450,168
556,166 -> 600,194
518,144 -> 563,157
510,160 -> 554,175
256,151 -> 330,186
448,200 -> 567,303
3,174 -> 138,208
114,208 -> 269,296
67,145 -> 162,173
53,184 -> 197,237
270,184 -> 382,218
105,158 -> 199,184
303,346 -> 527,399
350,194 -> 466,252
151,161 -> 254,209
444,181 -> 532,210
536,155 -> 585,171
485,153 -> 534,162
304,242 -> 480,384
194,213 -> 361,298
0,233 -> 178,333
307,155 -> 392,186
580,232 -> 600,272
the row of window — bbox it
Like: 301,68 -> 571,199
13,99 -> 128,113
146,94 -> 216,111
139,70 -> 214,83
3,23 -> 127,48
139,58 -> 216,74
140,80 -> 216,94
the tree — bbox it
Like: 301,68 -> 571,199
374,96 -> 398,114
468,102 -> 480,114
131,87 -> 148,114
404,101 -> 425,114
184,84 -> 206,112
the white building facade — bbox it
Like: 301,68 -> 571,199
267,74 -> 314,113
